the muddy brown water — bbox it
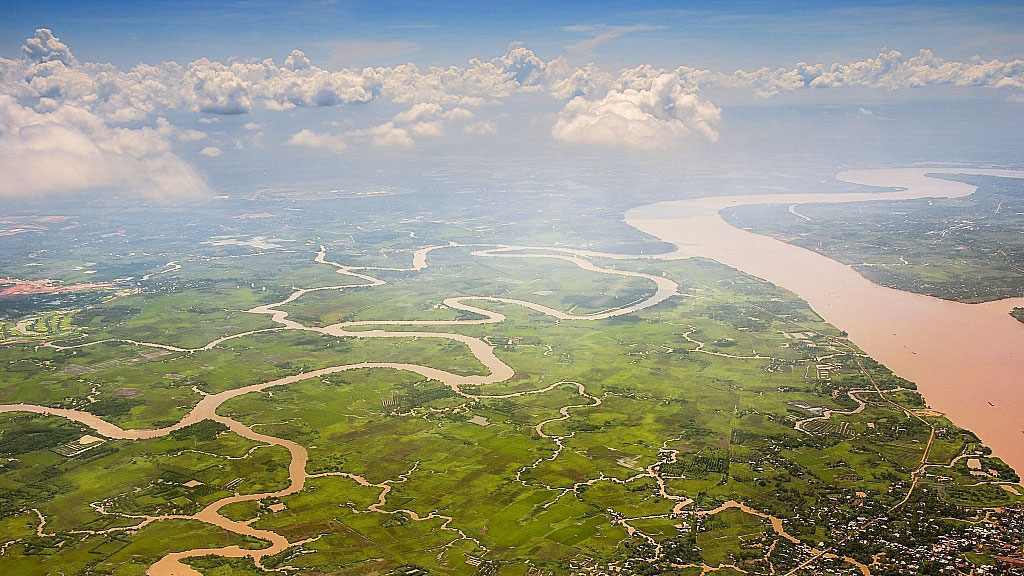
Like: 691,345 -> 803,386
626,167 -> 1024,473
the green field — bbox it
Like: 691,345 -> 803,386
2,235 -> 1015,569
0,186 -> 1021,575
722,174 -> 1024,303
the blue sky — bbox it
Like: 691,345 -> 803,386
5,0 -> 1024,69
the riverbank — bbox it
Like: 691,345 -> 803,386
626,167 -> 1024,473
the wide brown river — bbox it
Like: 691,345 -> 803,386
626,167 -> 1024,473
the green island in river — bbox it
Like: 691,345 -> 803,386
721,174 -> 1024,304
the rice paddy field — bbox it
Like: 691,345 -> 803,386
0,186 -> 1021,575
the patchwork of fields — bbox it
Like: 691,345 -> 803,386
1,237 -> 1020,575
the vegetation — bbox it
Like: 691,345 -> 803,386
723,174 -> 1024,302
0,180 -> 1020,575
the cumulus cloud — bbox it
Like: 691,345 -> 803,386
369,45 -> 561,107
199,146 -> 222,157
9,29 -> 1024,121
552,68 -> 720,150
393,102 -> 444,123
464,120 -> 496,136
155,117 -> 206,142
546,60 -> 612,99
393,102 -> 473,125
286,128 -> 347,153
0,95 -> 208,200
4,26 -> 1024,176
342,102 -> 476,147
262,65 -> 379,110
186,59 -> 254,114
718,49 -> 1024,96
495,44 -> 548,87
22,28 -> 76,65
3,30 -> 579,139
360,122 -> 415,148
410,121 -> 442,137
283,49 -> 312,71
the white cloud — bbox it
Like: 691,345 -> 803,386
718,49 -> 1024,96
363,122 -> 415,148
464,120 -> 496,136
283,49 -> 312,71
176,127 -> 208,142
261,66 -> 379,110
393,102 -> 443,124
4,27 -> 1024,174
186,59 -> 255,114
552,68 -> 720,150
155,117 -> 207,142
495,44 -> 547,87
370,45 -> 557,107
546,60 -> 612,99
199,146 -> 222,157
22,28 -> 76,66
445,107 -> 474,121
393,102 -> 474,125
9,29 -> 1023,122
410,121 -> 442,137
4,30 -> 571,134
286,128 -> 347,153
358,102 -> 476,146
0,95 -> 208,200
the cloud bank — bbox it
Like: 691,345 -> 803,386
286,128 -> 347,153
0,95 -> 208,200
552,68 -> 720,149
1,28 -> 1023,198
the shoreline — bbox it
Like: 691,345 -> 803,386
625,167 -> 1024,473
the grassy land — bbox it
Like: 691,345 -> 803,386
722,174 -> 1024,303
0,309 -> 77,343
0,204 -> 1021,574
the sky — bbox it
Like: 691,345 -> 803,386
5,1 -> 1024,67
1,0 -> 1022,202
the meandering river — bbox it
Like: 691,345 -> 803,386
0,244 -> 683,575
626,167 -> 1024,473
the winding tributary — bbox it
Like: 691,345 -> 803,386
0,243 -> 685,575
